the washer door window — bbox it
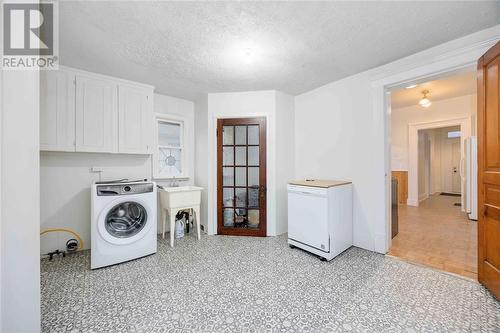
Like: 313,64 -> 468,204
105,201 -> 148,238
97,196 -> 153,245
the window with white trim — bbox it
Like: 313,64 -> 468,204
154,116 -> 186,179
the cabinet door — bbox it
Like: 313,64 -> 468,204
118,85 -> 153,154
75,76 -> 117,153
40,70 -> 76,151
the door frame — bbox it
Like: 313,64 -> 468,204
370,32 -> 499,254
207,113 -> 271,236
407,117 -> 471,207
216,117 -> 267,236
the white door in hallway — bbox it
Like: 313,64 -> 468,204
451,141 -> 461,193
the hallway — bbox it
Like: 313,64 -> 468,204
388,195 -> 477,279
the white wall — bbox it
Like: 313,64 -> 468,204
40,152 -> 151,254
295,74 -> 382,251
417,131 -> 430,201
391,94 -> 476,171
205,90 -> 294,236
40,93 -> 195,254
294,26 -> 499,253
1,70 -> 41,332
428,129 -> 442,194
194,96 -> 208,232
275,91 -> 295,235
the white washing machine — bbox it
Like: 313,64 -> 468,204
91,180 -> 157,269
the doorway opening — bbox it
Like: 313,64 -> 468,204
387,71 -> 478,279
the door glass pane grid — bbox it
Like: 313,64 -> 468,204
248,125 -> 259,145
223,188 -> 234,207
235,126 -> 247,145
248,146 -> 259,166
235,167 -> 246,186
248,188 -> 259,208
220,122 -> 261,230
223,167 -> 234,186
234,208 -> 247,228
222,125 -> 259,147
248,167 -> 259,187
235,147 -> 247,165
223,147 -> 234,166
224,208 -> 234,227
248,209 -> 259,229
223,126 -> 234,145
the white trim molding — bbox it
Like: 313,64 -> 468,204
369,25 -> 500,254
407,117 -> 471,207
152,113 -> 190,180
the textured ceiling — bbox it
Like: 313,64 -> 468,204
391,71 -> 477,109
59,1 -> 500,100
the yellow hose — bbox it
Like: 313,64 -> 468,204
40,228 -> 84,251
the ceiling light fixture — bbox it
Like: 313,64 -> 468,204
405,84 -> 418,89
419,90 -> 432,108
244,48 -> 252,57
223,41 -> 264,69
243,47 -> 253,64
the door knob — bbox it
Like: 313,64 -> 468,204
259,185 -> 266,199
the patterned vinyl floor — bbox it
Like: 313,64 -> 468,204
41,234 -> 499,332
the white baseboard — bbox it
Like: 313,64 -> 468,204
374,232 -> 388,254
407,198 -> 418,206
418,193 -> 429,202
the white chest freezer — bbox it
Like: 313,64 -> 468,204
287,180 -> 352,261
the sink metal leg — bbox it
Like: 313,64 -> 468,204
169,210 -> 176,247
161,208 -> 167,239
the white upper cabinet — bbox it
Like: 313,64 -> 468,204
40,69 -> 76,151
39,66 -> 154,154
118,85 -> 153,154
75,75 -> 118,153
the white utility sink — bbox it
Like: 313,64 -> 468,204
158,186 -> 203,247
160,186 -> 203,208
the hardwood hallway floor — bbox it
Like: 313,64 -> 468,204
388,194 -> 477,279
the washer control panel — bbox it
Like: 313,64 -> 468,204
97,183 -> 154,196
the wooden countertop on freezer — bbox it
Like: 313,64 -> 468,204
288,179 -> 352,188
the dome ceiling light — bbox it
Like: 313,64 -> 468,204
419,90 -> 432,108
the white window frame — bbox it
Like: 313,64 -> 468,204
153,113 -> 188,179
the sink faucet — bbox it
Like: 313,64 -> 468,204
170,176 -> 179,187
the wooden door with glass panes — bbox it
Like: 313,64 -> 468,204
217,117 -> 266,236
